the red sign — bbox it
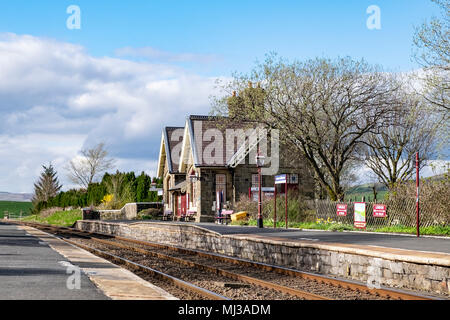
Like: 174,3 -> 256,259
373,204 -> 387,217
337,204 -> 347,216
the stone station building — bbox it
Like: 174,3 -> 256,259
157,115 -> 314,222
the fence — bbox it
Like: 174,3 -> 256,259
307,199 -> 449,229
1,210 -> 33,220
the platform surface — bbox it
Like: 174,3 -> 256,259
106,220 -> 450,254
0,222 -> 177,300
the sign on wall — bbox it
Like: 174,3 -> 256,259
336,204 -> 347,216
275,174 -> 287,184
354,202 -> 366,229
373,204 -> 387,217
289,174 -> 299,184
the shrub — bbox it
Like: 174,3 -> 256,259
137,208 -> 162,220
387,169 -> 450,226
234,190 -> 312,223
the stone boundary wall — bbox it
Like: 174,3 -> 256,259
75,220 -> 450,296
97,202 -> 163,220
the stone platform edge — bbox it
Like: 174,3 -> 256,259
75,220 -> 450,296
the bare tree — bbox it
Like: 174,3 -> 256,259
213,55 -> 400,201
413,0 -> 449,115
66,143 -> 115,189
364,91 -> 438,189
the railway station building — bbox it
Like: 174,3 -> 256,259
157,115 -> 315,222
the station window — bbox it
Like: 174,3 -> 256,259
252,174 -> 261,188
216,174 -> 226,200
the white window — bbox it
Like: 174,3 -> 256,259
252,174 -> 260,188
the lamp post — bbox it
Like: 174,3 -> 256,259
256,150 -> 265,228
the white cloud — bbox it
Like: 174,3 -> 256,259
0,33 -> 223,193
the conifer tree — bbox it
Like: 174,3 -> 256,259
32,163 -> 62,204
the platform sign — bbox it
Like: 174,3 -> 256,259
275,174 -> 288,184
354,202 -> 366,229
373,204 -> 387,217
336,204 -> 347,217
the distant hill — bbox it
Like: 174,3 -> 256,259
345,183 -> 388,201
0,192 -> 33,202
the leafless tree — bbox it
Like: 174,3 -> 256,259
413,0 -> 449,115
213,55 -> 401,201
364,91 -> 438,189
66,143 -> 115,189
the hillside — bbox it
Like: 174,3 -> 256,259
0,192 -> 33,202
345,183 -> 388,201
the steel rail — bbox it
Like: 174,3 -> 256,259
91,238 -> 330,300
110,237 -> 436,301
61,237 -> 230,301
12,221 -> 438,300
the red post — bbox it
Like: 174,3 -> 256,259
416,152 -> 420,238
258,166 -> 263,228
285,178 -> 288,229
274,184 -> 277,229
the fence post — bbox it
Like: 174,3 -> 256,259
416,152 -> 420,238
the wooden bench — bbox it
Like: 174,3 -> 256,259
162,210 -> 173,221
215,210 -> 233,225
184,210 -> 197,222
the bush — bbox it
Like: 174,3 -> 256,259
234,190 -> 312,223
387,169 -> 450,226
137,208 -> 162,220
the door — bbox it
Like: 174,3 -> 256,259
180,193 -> 187,216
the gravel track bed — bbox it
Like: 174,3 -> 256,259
111,239 -> 389,300
69,237 -> 301,300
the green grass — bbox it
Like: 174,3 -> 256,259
344,190 -> 388,202
233,219 -> 449,236
371,225 -> 450,236
21,209 -> 82,227
234,218 -> 357,231
0,201 -> 33,218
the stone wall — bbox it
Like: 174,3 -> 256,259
97,203 -> 162,221
75,220 -> 450,296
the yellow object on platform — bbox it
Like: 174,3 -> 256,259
231,211 -> 248,222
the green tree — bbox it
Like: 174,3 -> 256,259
136,172 -> 150,202
103,171 -> 136,209
32,163 -> 62,207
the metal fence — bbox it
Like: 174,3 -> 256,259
307,199 -> 449,228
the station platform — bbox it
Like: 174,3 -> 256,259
0,222 -> 177,300
106,220 -> 450,254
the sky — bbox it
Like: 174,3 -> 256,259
0,0 -> 446,193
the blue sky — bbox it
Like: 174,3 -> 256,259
0,0 -> 440,74
0,1 -> 446,193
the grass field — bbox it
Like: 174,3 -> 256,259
345,183 -> 389,202
0,201 -> 33,218
21,209 -> 82,227
237,219 -> 450,236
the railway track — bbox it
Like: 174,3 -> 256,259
13,221 -> 438,301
